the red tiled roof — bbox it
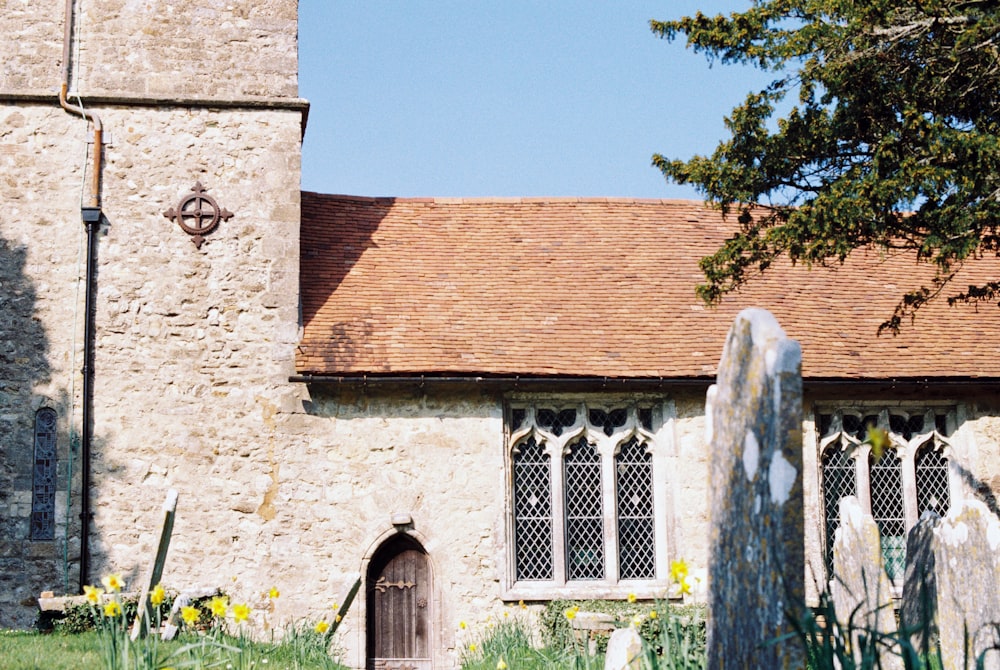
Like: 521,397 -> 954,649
298,192 -> 1000,379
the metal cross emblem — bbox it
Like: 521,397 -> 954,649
164,181 -> 234,248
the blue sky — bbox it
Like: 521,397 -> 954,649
299,1 -> 769,199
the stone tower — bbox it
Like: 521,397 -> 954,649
0,0 -> 305,627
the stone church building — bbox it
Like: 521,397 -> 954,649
2,3 -> 999,669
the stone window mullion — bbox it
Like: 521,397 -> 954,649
548,443 -> 568,585
855,445 -> 872,514
900,446 -> 919,530
505,398 -> 668,595
598,439 -> 619,585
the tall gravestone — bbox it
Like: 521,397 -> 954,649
706,308 -> 805,668
831,496 -> 901,669
931,501 -> 1000,670
901,511 -> 941,658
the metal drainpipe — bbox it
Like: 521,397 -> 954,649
60,0 -> 103,593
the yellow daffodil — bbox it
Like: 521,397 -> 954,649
104,601 -> 122,618
649,610 -> 658,619
503,611 -> 509,618
84,585 -> 104,604
669,559 -> 689,583
564,607 -> 577,621
518,600 -> 526,610
268,586 -> 280,599
232,603 -> 251,622
101,573 -> 124,593
314,620 -> 330,634
679,578 -> 692,595
150,584 -> 166,606
459,620 -> 467,630
331,602 -> 339,611
627,592 -> 637,604
334,614 -> 342,623
181,605 -> 200,626
497,659 -> 507,670
630,616 -> 642,628
469,644 -> 477,652
209,595 -> 229,618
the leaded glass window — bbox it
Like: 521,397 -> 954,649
31,408 -> 57,541
818,407 -> 954,583
513,437 -> 553,580
616,437 -> 655,579
870,449 -> 905,580
915,444 -> 950,518
507,400 -> 666,590
821,446 -> 856,576
564,438 -> 604,580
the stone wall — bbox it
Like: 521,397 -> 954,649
1,0 -> 298,98
0,101 -> 302,627
0,0 -> 302,628
281,386 -> 720,669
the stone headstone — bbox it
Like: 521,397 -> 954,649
705,308 -> 805,668
932,501 -> 1000,670
831,496 -> 901,669
901,510 -> 940,658
603,626 -> 644,670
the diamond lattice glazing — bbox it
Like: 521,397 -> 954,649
564,438 -> 604,580
821,444 -> 857,576
916,442 -> 950,517
615,438 -> 654,579
513,437 -> 553,580
870,449 -> 905,580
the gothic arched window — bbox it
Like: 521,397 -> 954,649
31,408 -> 57,541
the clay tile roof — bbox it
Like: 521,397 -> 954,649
297,192 -> 1000,380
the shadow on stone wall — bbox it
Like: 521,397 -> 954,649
0,228 -> 122,628
953,459 -> 1000,520
0,234 -> 58,627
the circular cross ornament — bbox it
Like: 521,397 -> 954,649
164,181 -> 234,248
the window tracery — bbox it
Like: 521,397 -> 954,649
508,401 -> 665,593
818,407 -> 953,581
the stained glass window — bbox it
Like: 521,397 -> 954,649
31,408 -> 57,541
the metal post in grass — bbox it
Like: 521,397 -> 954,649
131,489 -> 178,640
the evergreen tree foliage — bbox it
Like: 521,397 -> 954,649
652,1 -> 1000,332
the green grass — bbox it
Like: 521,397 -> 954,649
0,630 -> 105,670
0,629 -> 348,670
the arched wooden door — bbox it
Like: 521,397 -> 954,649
366,535 -> 432,670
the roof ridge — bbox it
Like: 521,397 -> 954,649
301,191 -> 709,206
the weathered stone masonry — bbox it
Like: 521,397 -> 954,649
1,0 -> 304,628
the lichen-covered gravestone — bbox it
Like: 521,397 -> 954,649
705,308 -> 805,668
931,501 -> 1000,670
901,510 -> 941,658
831,496 -> 901,669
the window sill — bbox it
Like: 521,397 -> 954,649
501,581 -> 674,602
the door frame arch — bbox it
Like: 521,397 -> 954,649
361,530 -> 439,670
